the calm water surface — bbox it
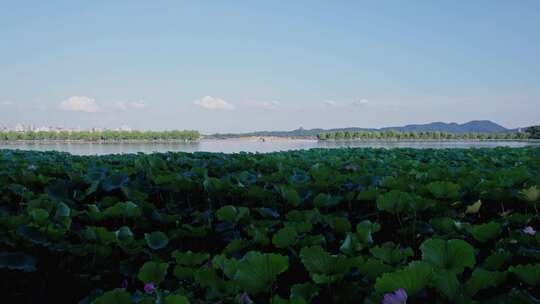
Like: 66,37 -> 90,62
1,140 -> 539,155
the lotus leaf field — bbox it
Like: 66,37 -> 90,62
0,148 -> 539,303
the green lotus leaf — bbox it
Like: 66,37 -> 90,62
430,217 -> 456,234
504,212 -> 531,224
375,261 -> 433,296
223,239 -> 248,256
464,268 -> 507,297
29,208 -> 49,223
115,226 -> 134,243
484,249 -> 511,271
300,246 -> 361,283
467,221 -> 502,243
354,220 -> 381,247
290,282 -> 319,302
164,295 -> 190,304
173,265 -> 195,280
247,226 -> 270,246
46,180 -> 74,203
285,221 -> 312,234
358,258 -> 394,281
297,234 -> 325,247
233,251 -> 289,295
509,264 -> 540,286
0,252 -> 37,272
93,289 -> 131,304
212,254 -> 239,279
103,201 -> 141,219
370,242 -> 414,265
138,261 -> 169,284
84,226 -> 116,245
172,250 -> 210,266
420,238 -> 475,273
118,201 -> 141,217
300,246 -> 335,275
203,176 -> 227,194
329,217 -> 352,234
101,173 -> 129,192
216,205 -> 249,222
216,205 -> 238,222
8,184 -> 32,198
255,207 -> 280,219
313,193 -> 340,208
430,269 -> 459,299
54,202 -> 71,218
520,185 -> 540,203
376,190 -> 413,213
145,231 -> 169,250
278,185 -> 302,207
285,209 -> 321,222
272,226 -> 298,248
271,295 -> 306,304
427,181 -> 460,200
193,267 -> 229,297
357,187 -> 379,201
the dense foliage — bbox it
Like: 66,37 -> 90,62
207,120 -> 511,139
0,130 -> 200,141
317,130 -> 529,141
0,148 -> 539,303
525,126 -> 540,139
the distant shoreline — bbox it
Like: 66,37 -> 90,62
0,136 -> 538,144
0,139 -> 200,144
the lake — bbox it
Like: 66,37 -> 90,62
1,139 -> 539,155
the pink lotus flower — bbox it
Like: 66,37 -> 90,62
120,279 -> 128,289
522,226 -> 536,236
382,288 -> 407,304
144,283 -> 156,294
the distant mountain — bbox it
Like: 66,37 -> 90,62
206,120 -> 512,138
380,120 -> 509,133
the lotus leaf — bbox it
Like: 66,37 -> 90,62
145,231 -> 169,250
464,268 -> 507,297
375,261 -> 433,296
164,295 -> 190,304
138,261 -> 169,284
467,221 -> 502,243
272,226 -> 298,248
509,264 -> 540,286
233,251 -> 289,294
93,289 -> 131,304
427,181 -> 460,200
420,238 -> 475,273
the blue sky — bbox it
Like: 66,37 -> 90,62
1,1 -> 539,133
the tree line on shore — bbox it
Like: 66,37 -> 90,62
0,130 -> 200,141
317,129 -> 535,140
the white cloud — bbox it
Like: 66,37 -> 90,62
351,98 -> 369,106
244,100 -> 280,110
58,96 -> 100,113
194,96 -> 235,111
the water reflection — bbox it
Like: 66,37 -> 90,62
0,139 -> 538,155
